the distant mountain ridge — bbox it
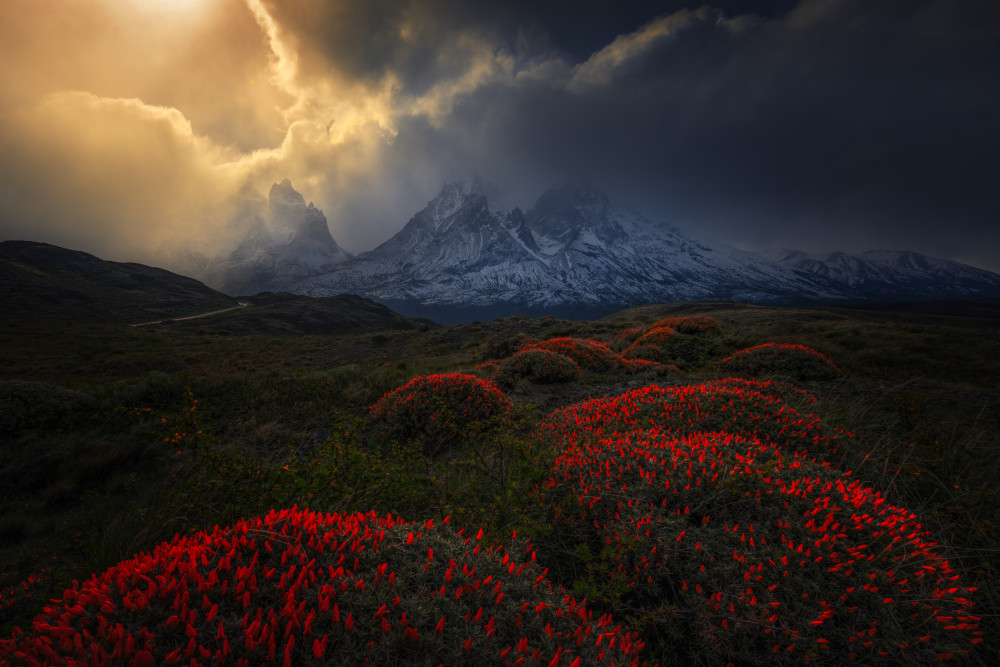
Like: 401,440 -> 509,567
290,182 -> 839,315
242,181 -> 1000,322
26,178 -> 993,326
759,248 -> 1000,300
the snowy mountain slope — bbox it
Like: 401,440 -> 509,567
199,178 -> 1000,321
761,249 -> 1000,299
291,181 -> 848,311
521,183 -> 845,304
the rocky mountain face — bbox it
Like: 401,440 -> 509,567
202,179 -> 352,296
201,180 -> 1000,322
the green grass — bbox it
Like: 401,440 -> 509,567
0,300 -> 997,664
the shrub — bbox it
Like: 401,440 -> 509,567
622,326 -> 677,364
0,380 -> 95,436
521,338 -> 624,373
520,337 -> 676,376
707,377 -> 818,407
483,333 -> 532,362
530,384 -> 981,665
615,327 -> 645,349
493,348 -> 581,388
369,374 -> 512,458
0,507 -> 644,666
106,371 -> 185,411
534,379 -> 852,463
648,316 -> 719,334
718,343 -> 842,380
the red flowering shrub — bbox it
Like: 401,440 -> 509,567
492,348 -> 581,388
534,379 -> 852,463
369,374 -> 511,457
622,327 -> 677,364
615,327 -> 645,347
521,337 -> 676,376
707,377 -> 818,407
530,383 -> 981,665
615,317 -> 718,352
648,316 -> 719,334
0,507 -> 643,666
522,338 -> 627,373
718,343 -> 842,381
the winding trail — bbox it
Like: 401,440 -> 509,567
129,302 -> 249,327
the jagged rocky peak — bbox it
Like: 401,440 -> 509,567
199,178 -> 351,296
421,181 -> 493,232
264,179 -> 331,241
268,178 -> 306,215
527,182 -> 627,249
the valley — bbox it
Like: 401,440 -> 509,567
1,291 -> 998,664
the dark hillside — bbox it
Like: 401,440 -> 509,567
0,241 -> 236,323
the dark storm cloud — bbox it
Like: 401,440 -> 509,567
1,0 -> 996,273
332,0 -> 999,270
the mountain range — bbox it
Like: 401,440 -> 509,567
195,179 -> 1000,323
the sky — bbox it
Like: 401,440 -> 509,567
0,0 -> 997,272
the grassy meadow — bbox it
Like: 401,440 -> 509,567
0,300 -> 997,665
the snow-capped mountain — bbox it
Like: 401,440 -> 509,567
290,181 -> 849,319
199,179 -> 1000,322
760,249 -> 1000,299
202,179 -> 351,295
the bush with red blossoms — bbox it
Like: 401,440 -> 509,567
521,337 -> 676,376
622,327 -> 677,365
534,378 -> 853,464
530,382 -> 981,665
521,338 -> 631,373
0,507 -> 643,666
718,343 -> 842,381
705,377 -> 817,405
616,317 -> 718,350
481,348 -> 582,390
615,327 -> 645,347
369,374 -> 512,458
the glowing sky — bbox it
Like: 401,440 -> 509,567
0,0 -> 997,272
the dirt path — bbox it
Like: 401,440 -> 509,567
129,302 -> 249,327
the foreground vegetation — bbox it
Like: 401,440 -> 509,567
0,300 -> 997,664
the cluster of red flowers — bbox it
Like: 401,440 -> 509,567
531,378 -> 981,663
717,343 -> 842,380
535,378 -> 849,463
519,338 -> 674,374
0,508 -> 643,666
368,373 -> 511,454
